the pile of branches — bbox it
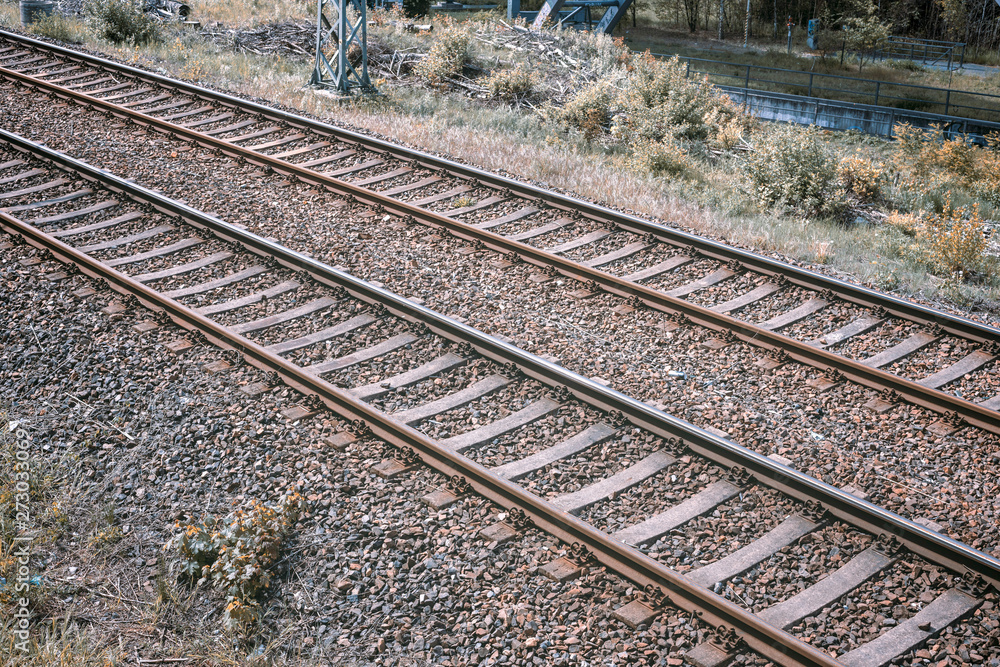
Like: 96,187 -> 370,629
474,21 -> 584,69
144,0 -> 189,19
50,0 -> 187,18
201,21 -> 314,60
366,39 -> 426,80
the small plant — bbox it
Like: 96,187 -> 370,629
415,21 -> 471,85
484,64 -> 540,102
89,502 -> 122,549
969,156 -> 1000,207
371,3 -> 406,27
838,156 -> 886,203
166,494 -> 304,632
452,196 -> 474,208
809,241 -> 833,264
85,0 -> 159,46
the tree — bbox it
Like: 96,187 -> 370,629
681,0 -> 702,31
841,0 -> 891,71
937,0 -> 968,40
654,0 -> 702,32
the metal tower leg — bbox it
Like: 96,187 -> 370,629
508,0 -> 520,21
532,0 -> 567,29
310,0 -> 373,94
594,0 -> 634,33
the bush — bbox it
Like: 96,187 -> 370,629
85,0 -> 159,46
557,81 -> 615,141
484,64 -> 540,102
895,124 -> 976,179
28,13 -> 82,43
166,494 -> 303,631
628,137 -> 691,177
969,156 -> 1000,207
884,210 -> 922,236
557,53 -> 751,169
415,21 -> 471,85
610,54 -> 750,148
838,156 -> 886,203
743,126 -> 845,216
920,198 -> 989,276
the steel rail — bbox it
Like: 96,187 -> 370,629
2,28 -> 999,351
3,125 -> 997,595
0,158 -> 841,667
4,60 -> 1000,440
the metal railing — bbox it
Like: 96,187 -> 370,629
667,55 -> 1000,123
872,36 -> 966,70
719,86 -> 1000,141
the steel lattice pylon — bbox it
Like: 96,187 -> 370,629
311,0 -> 373,94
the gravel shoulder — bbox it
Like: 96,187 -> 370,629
0,238 -> 724,665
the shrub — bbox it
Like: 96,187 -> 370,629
893,123 -> 930,169
85,0 -> 159,46
937,136 -> 976,179
610,54 -> 749,147
28,13 -> 82,43
415,22 -> 471,85
884,210 -> 922,236
743,126 -> 845,216
894,124 -> 976,180
838,156 -> 886,203
969,155 -> 1000,207
166,494 -> 303,631
628,137 -> 691,177
920,197 -> 988,276
484,64 -> 540,102
557,53 -> 751,167
557,81 -> 615,141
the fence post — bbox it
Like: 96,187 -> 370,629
686,60 -> 690,78
888,109 -> 895,138
947,47 -> 953,71
945,89 -> 951,116
808,72 -> 813,97
874,81 -> 880,107
745,65 -> 751,91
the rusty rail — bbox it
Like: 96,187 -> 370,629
3,125 -> 997,600
0,145 -> 842,667
1,28 -> 997,348
2,58 -> 998,439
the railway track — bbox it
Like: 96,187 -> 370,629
1,28 -> 1000,440
2,126 -> 997,667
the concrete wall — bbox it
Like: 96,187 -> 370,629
719,86 -> 1000,141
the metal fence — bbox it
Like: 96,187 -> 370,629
872,36 -> 966,70
669,56 -> 1000,123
